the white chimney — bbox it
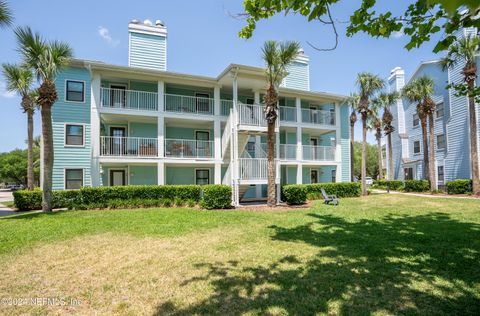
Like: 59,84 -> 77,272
128,18 -> 167,71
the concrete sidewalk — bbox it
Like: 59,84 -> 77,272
372,189 -> 476,199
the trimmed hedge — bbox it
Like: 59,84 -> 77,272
283,182 -> 361,205
12,189 -> 81,211
200,185 -> 232,209
446,179 -> 472,194
13,185 -> 232,211
373,180 -> 404,190
404,180 -> 430,192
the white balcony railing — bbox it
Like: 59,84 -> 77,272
239,158 -> 268,181
165,94 -> 214,115
100,88 -> 158,111
302,145 -> 335,161
280,107 -> 297,122
237,103 -> 267,127
100,136 -> 158,157
301,109 -> 335,125
221,100 -> 233,116
280,144 -> 297,160
164,139 -> 214,158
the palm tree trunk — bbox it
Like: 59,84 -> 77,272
428,114 -> 437,191
41,104 -> 54,212
387,134 -> 394,180
467,88 -> 480,195
27,109 -> 34,190
361,116 -> 367,196
420,119 -> 429,180
350,123 -> 355,182
267,121 -> 276,206
377,134 -> 383,180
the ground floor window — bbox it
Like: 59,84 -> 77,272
331,169 -> 336,182
195,169 -> 210,185
65,169 -> 83,190
438,166 -> 444,182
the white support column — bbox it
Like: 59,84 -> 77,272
157,115 -> 165,158
214,163 -> 222,184
90,73 -> 101,187
296,164 -> 303,184
295,97 -> 302,123
335,102 -> 342,182
214,119 -> 221,160
231,70 -> 239,206
214,86 -> 221,116
158,80 -> 165,112
254,91 -> 260,104
157,161 -> 165,185
255,135 -> 262,198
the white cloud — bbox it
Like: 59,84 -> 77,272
98,26 -> 119,47
392,29 -> 404,39
0,81 -> 15,99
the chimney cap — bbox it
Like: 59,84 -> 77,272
130,19 -> 139,24
155,20 -> 165,27
143,19 -> 153,26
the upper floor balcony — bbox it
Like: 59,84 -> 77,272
101,87 -> 158,111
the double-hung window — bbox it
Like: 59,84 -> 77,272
65,169 -> 83,190
413,141 -> 420,154
437,134 -> 446,150
65,124 -> 84,146
413,113 -> 419,127
66,80 -> 85,102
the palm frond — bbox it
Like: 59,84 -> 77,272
0,1 -> 12,27
262,40 -> 300,87
356,72 -> 384,100
1,63 -> 34,96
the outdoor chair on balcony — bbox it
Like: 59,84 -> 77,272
321,188 -> 338,206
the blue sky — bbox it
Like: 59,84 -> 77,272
0,0 -> 444,152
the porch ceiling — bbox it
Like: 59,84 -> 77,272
101,113 -> 157,124
164,117 -> 214,128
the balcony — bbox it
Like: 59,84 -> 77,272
164,139 -> 214,158
302,145 -> 335,161
221,100 -> 233,116
237,103 -> 267,127
279,144 -> 297,160
100,136 -> 158,157
239,158 -> 268,181
280,107 -> 297,122
100,88 -> 158,111
165,94 -> 214,115
301,109 -> 335,125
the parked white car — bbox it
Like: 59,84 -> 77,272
365,177 -> 373,185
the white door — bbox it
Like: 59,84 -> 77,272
110,170 -> 126,186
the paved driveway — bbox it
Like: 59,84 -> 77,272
0,190 -> 13,203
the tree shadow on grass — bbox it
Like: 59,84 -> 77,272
154,212 -> 480,315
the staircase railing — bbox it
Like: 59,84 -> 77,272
238,158 -> 268,181
221,111 -> 232,157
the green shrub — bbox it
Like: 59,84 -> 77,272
304,182 -> 361,198
446,179 -> 472,194
282,185 -> 307,205
185,199 -> 196,208
161,198 -> 173,207
174,198 -> 185,207
13,189 -> 81,211
200,185 -> 232,209
404,180 -> 430,192
306,192 -> 322,201
373,180 -> 404,190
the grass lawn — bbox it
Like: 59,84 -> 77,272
1,200 -> 14,208
0,194 -> 479,315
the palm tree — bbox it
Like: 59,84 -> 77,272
441,33 -> 480,196
417,76 -> 437,191
349,94 -> 359,182
402,79 -> 429,181
374,92 -> 399,180
2,64 -> 36,190
0,1 -> 12,27
15,26 -> 73,212
356,72 -> 384,196
261,40 -> 300,206
370,98 -> 385,180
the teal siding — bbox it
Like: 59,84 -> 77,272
166,85 -> 213,97
165,127 -> 213,140
129,32 -> 166,71
283,61 -> 309,91
52,66 -> 92,190
130,165 -> 157,185
166,167 -> 213,185
130,123 -> 157,138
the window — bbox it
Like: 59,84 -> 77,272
437,134 -> 446,150
404,167 -> 413,180
195,169 -> 210,185
65,124 -> 84,146
66,80 -> 84,102
413,141 -> 420,154
310,170 -> 318,184
329,108 -> 335,125
331,169 -> 336,182
413,113 -> 419,127
436,102 -> 444,118
438,166 -> 445,182
65,169 -> 83,190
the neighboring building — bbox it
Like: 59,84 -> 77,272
44,19 -> 351,205
387,28 -> 479,187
